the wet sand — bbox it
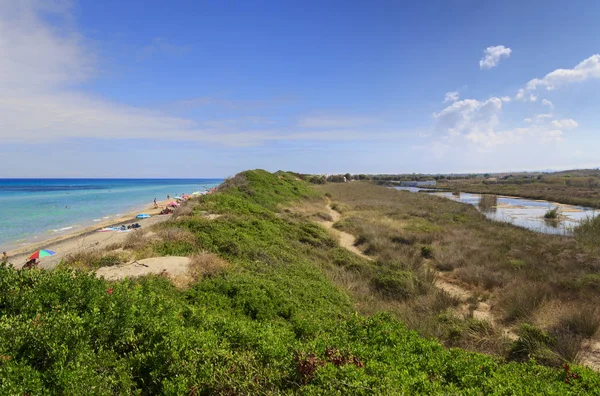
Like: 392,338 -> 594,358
4,199 -> 175,270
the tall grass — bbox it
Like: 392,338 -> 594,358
478,194 -> 498,211
574,215 -> 600,247
317,181 -> 600,366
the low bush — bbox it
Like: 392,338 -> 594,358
544,207 -> 560,220
421,245 -> 434,258
371,271 -> 417,300
189,252 -> 230,279
478,194 -> 498,211
510,323 -> 558,365
122,229 -> 147,250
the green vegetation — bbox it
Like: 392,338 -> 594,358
2,170 -> 600,394
544,207 -> 560,220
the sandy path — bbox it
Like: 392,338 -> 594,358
580,341 -> 600,370
5,200 -> 175,270
318,201 -> 372,261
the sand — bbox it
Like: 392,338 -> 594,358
5,199 -> 176,270
318,200 -> 372,261
96,256 -> 191,281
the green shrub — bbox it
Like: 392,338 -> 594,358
421,245 -> 434,258
372,271 -> 417,300
544,207 -> 560,220
510,323 -> 557,364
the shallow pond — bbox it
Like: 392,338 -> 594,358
395,187 -> 599,235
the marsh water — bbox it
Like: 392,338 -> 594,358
395,187 -> 599,235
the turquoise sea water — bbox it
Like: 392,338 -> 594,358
0,178 -> 223,251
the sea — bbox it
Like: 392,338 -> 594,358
0,178 -> 223,252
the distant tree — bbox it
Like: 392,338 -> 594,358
327,175 -> 346,183
308,175 -> 326,184
344,173 -> 352,181
484,173 -> 491,178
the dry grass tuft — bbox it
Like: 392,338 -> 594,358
500,282 -> 548,322
478,194 -> 498,211
123,229 -> 148,250
189,252 -> 230,280
157,227 -> 197,245
63,249 -> 129,270
555,305 -> 600,338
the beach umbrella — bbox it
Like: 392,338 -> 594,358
28,249 -> 56,260
168,202 -> 179,207
191,191 -> 200,195
174,196 -> 183,200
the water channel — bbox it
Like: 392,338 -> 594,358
395,187 -> 599,235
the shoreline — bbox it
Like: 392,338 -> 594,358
4,198 -> 178,269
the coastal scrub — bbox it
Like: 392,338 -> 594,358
1,170 -> 599,394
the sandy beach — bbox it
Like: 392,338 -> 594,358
4,198 -> 176,270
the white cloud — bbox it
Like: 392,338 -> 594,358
552,119 -> 578,129
542,99 -> 554,108
529,94 -> 538,102
515,89 -> 525,100
444,91 -> 459,103
432,95 -> 570,149
501,96 -> 511,102
0,0 -> 94,93
433,97 -> 504,144
479,45 -> 512,70
526,54 -> 600,91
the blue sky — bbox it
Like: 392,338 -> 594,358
1,0 -> 600,177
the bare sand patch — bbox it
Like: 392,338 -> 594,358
96,256 -> 191,282
318,201 -> 372,261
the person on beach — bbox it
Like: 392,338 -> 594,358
154,198 -> 158,208
1,252 -> 7,264
167,194 -> 170,200
23,258 -> 38,269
